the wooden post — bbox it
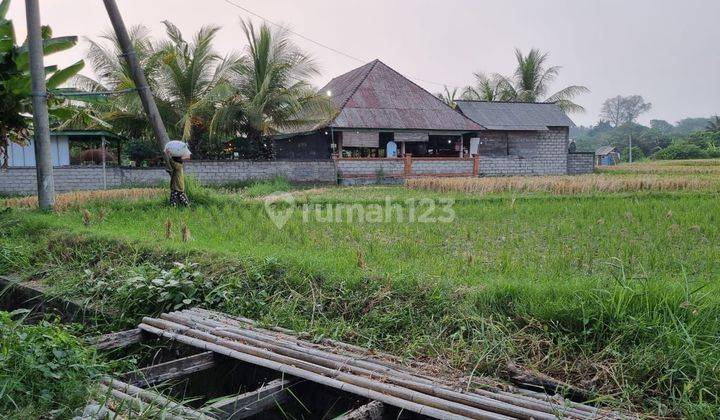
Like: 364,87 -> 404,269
472,154 -> 480,177
400,141 -> 406,157
25,0 -> 55,209
403,153 -> 412,177
101,136 -> 107,189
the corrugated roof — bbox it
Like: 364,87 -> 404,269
50,130 -> 128,142
455,101 -> 575,131
321,60 -> 482,132
595,146 -> 618,156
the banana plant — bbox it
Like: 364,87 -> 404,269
0,0 -> 85,167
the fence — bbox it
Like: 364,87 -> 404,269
1,154 -> 596,195
0,160 -> 337,195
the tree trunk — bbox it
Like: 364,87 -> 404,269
0,130 -> 8,170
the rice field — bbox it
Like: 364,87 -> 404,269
406,173 -> 719,194
2,188 -> 163,210
2,162 -> 720,417
596,158 -> 720,174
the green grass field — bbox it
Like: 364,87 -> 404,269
1,161 -> 719,417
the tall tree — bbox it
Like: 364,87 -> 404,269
155,21 -> 234,154
650,119 -> 674,134
436,86 -> 458,108
495,48 -> 589,113
706,116 -> 720,132
674,117 -> 711,135
461,72 -> 509,102
600,95 -> 652,127
0,0 -> 84,168
211,20 -> 333,160
73,25 -> 163,140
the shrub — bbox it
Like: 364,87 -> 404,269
126,138 -> 161,167
83,261 -> 212,316
0,311 -> 103,418
652,141 -> 714,160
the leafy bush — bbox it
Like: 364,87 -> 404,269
126,138 -> 161,167
651,141 -> 717,160
84,261 -> 212,316
0,311 -> 102,418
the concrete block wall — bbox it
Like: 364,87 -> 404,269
0,160 -> 337,196
479,156 -> 537,176
185,161 -> 337,184
336,159 -> 405,179
479,127 -> 569,176
411,159 -> 474,175
567,152 -> 595,175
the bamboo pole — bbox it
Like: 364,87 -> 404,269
166,311 -> 568,420
143,316 -> 507,420
177,311 -> 431,383
190,308 -> 395,362
181,309 -> 593,419
188,308 -> 439,382
100,377 -> 211,419
139,321 -> 481,420
97,383 -> 186,420
191,308 -> 609,418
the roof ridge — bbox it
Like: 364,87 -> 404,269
370,60 -> 483,130
335,59 -> 380,113
455,99 -> 560,105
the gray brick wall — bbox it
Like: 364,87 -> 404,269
567,152 -> 595,174
336,159 -> 405,178
411,159 -> 474,175
0,160 -> 337,195
479,127 -> 569,176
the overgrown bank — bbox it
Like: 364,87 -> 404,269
1,189 -> 718,418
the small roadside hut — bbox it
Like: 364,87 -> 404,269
6,130 -> 127,167
595,146 -> 620,166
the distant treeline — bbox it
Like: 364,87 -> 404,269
573,116 -> 720,161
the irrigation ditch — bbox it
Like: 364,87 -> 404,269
1,275 -> 626,419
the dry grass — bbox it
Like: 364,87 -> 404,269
597,159 -> 720,174
2,188 -> 163,211
406,174 -> 718,194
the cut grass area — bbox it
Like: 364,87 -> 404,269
407,173 -> 720,194
1,174 -> 719,417
597,158 -> 720,174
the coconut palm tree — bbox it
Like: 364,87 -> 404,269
496,48 -> 589,113
211,20 -> 333,160
0,0 -> 85,168
706,116 -> 720,132
461,72 -> 510,102
436,86 -> 459,108
155,21 -> 235,153
72,25 -> 164,139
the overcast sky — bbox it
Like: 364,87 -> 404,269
8,0 -> 720,126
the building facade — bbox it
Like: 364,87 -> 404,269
456,101 -> 593,176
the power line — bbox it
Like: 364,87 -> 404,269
219,0 -> 463,90
221,0 -> 363,63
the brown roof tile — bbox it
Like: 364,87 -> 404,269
320,60 -> 482,132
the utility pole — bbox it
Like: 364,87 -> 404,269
628,134 -> 633,163
25,0 -> 54,209
102,0 -> 170,161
